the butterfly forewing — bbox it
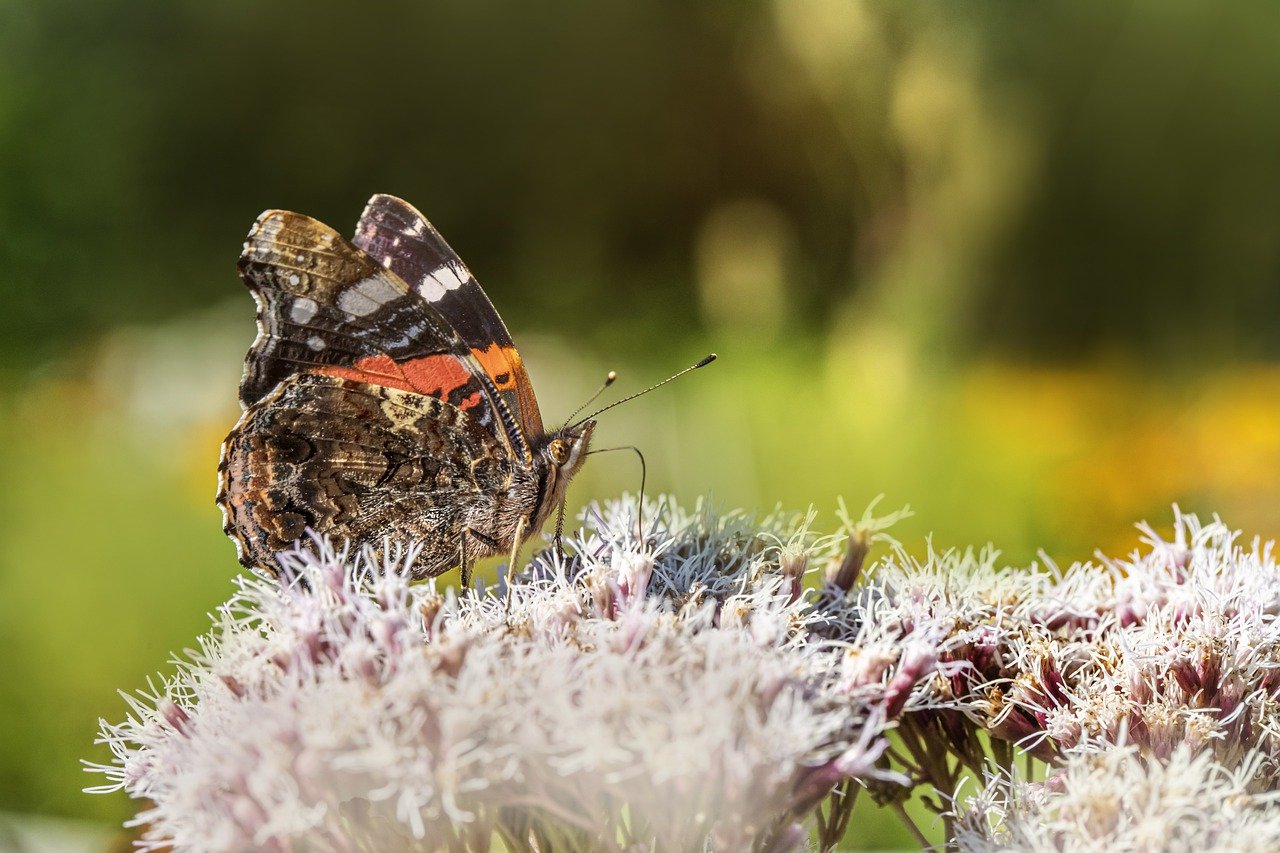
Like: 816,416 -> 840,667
354,195 -> 515,348
354,194 -> 545,447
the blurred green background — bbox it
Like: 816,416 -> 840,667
4,1 -> 1280,848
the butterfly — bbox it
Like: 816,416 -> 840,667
217,194 -> 594,584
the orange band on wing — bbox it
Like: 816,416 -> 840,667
315,347 -> 524,396
314,353 -> 478,405
309,343 -> 542,449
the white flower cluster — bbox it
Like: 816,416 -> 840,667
883,511 -> 1280,769
89,498 -> 1280,850
954,743 -> 1280,852
847,509 -> 1280,847
88,497 -> 922,852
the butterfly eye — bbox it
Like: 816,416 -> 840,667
548,439 -> 570,465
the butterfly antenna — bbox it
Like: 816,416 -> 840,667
572,353 -> 717,427
564,370 -> 619,427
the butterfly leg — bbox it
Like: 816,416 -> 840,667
503,514 -> 531,617
460,526 -> 500,590
458,529 -> 472,589
553,500 -> 568,564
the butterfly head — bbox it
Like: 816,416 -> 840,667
543,419 -> 595,485
535,418 -> 595,523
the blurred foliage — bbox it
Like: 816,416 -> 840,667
4,1 -> 1280,366
4,0 -> 1280,847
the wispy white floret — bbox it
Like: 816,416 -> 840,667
954,742 -> 1280,852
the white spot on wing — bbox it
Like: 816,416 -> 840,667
419,277 -> 446,301
290,297 -> 319,324
288,273 -> 301,286
337,272 -> 404,317
420,262 -> 471,302
307,335 -> 326,351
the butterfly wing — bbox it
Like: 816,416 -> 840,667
353,194 -> 546,445
237,208 -> 532,459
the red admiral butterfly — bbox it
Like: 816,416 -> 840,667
217,195 -> 599,583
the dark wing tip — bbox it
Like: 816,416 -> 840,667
366,192 -> 412,207
360,193 -> 427,227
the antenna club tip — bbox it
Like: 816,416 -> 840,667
696,353 -> 718,368
606,370 -> 618,383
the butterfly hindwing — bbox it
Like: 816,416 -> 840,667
218,372 -> 512,575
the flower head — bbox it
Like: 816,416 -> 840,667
88,496 -> 918,851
